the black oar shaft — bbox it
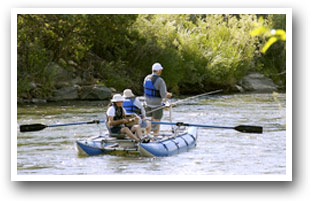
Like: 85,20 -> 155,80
19,120 -> 104,133
48,120 -> 102,128
151,121 -> 263,134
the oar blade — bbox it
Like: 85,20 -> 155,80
234,125 -> 263,134
19,124 -> 47,133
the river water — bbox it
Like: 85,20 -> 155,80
16,93 -> 286,176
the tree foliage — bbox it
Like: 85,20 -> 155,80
251,14 -> 286,88
17,14 -> 286,99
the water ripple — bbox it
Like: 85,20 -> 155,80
17,93 -> 286,175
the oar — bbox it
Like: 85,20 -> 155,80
151,121 -> 263,134
19,120 -> 105,133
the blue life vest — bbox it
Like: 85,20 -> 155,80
123,98 -> 141,115
144,75 -> 161,98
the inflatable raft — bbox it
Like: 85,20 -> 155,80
75,127 -> 197,157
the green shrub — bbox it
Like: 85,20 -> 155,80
132,14 -> 260,93
17,14 -> 286,99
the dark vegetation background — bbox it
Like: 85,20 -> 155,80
17,14 -> 286,99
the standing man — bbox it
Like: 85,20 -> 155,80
143,62 -> 172,135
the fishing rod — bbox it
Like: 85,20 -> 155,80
146,89 -> 223,114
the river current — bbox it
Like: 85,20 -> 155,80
16,93 -> 286,176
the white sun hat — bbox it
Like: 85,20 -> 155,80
123,89 -> 135,98
152,62 -> 163,71
111,94 -> 125,102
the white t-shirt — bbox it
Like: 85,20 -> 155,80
107,105 -> 142,125
106,106 -> 126,117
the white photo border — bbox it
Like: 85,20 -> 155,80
11,7 -> 292,181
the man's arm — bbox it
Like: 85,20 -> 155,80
157,78 -> 167,98
157,78 -> 172,98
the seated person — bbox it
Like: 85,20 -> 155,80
106,94 -> 143,142
122,89 -> 152,134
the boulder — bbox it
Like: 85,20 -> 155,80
79,85 -> 112,100
71,76 -> 82,85
54,81 -> 72,89
54,76 -> 83,89
239,72 -> 278,93
31,98 -> 47,104
45,62 -> 72,83
52,86 -> 80,101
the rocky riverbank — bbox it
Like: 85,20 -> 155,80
18,84 -> 113,104
232,72 -> 279,93
18,63 -> 114,104
17,64 -> 279,104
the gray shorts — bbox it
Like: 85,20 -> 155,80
139,120 -> 147,128
145,106 -> 163,120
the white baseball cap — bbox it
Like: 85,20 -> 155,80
111,94 -> 125,102
123,89 -> 135,98
152,62 -> 163,71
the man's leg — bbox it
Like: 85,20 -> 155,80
152,107 -> 163,135
152,118 -> 160,135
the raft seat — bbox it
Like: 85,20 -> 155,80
105,121 -> 127,139
109,133 -> 127,139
